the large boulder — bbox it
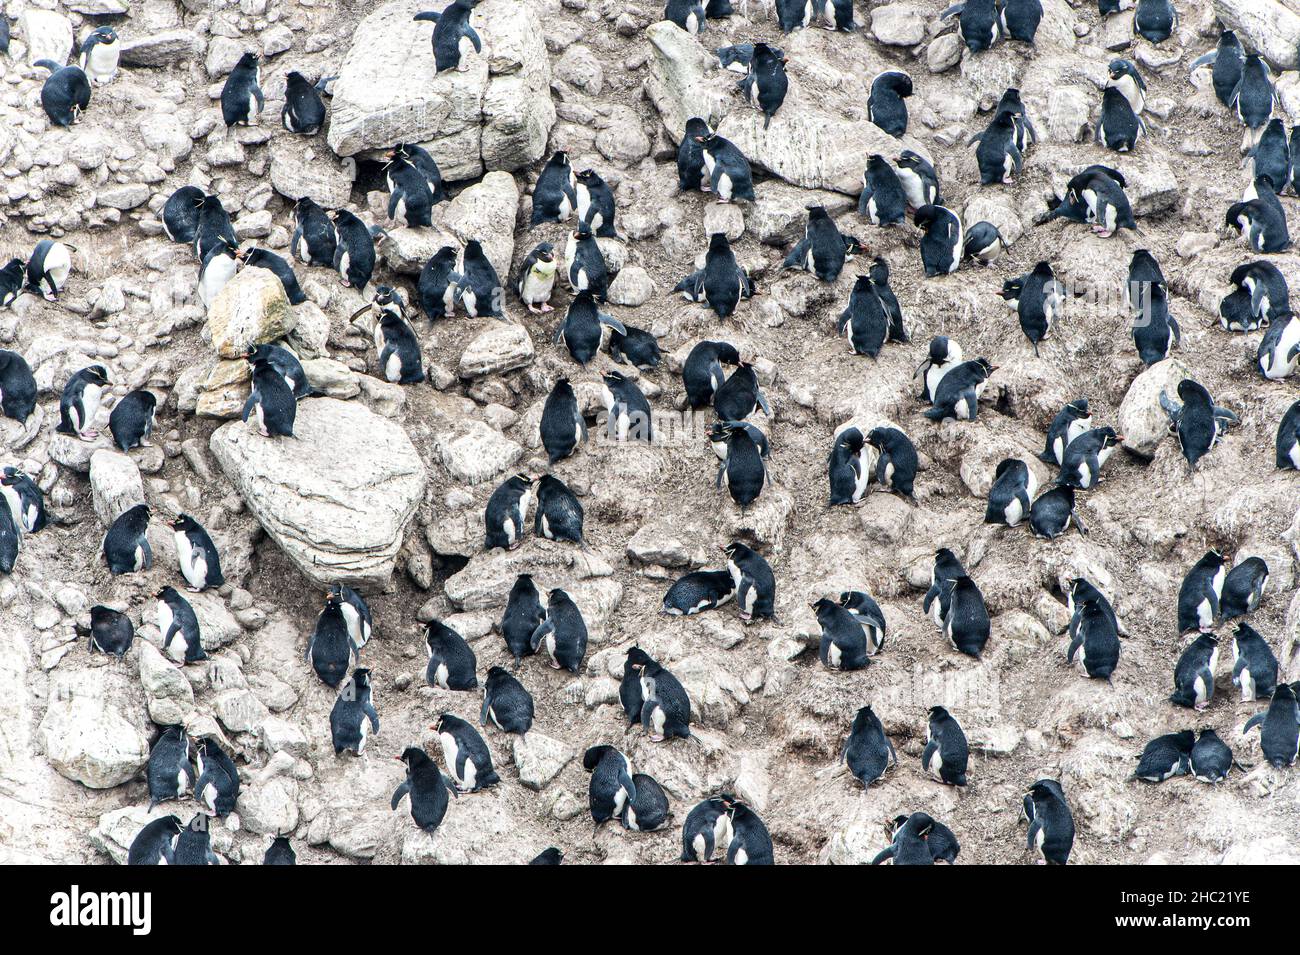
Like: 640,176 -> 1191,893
89,450 -> 145,526
209,399 -> 426,590
206,268 -> 295,359
326,0 -> 554,181
458,322 -> 534,378
646,21 -> 931,195
38,669 -> 150,789
19,9 -> 74,66
269,139 -> 355,207
1212,0 -> 1300,72
1117,358 -> 1190,457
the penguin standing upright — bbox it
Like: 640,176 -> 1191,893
974,112 -> 1023,185
859,155 -> 907,226
1189,30 -> 1244,108
1161,379 -> 1237,468
1133,284 -> 1180,365
944,576 -> 990,658
620,647 -> 650,727
220,52 -> 264,127
193,194 -> 238,261
680,795 -> 735,863
242,358 -> 297,437
914,204 -> 964,276
484,473 -> 532,551
282,71 -> 327,134
56,364 -> 109,440
814,598 -> 869,671
575,168 -> 618,237
103,503 -> 152,575
698,133 -> 756,203
35,61 -> 91,127
531,588 -> 588,672
534,474 -> 584,545
1177,550 -> 1226,634
501,574 -> 545,666
515,242 -> 558,314
457,239 -> 505,318
1097,86 -> 1145,152
171,514 -> 223,592
1243,683 -> 1300,768
1234,54 -> 1274,150
245,343 -> 311,401
88,606 -> 134,659
683,340 -> 741,408
827,426 -> 871,506
413,0 -> 483,73
922,706 -> 969,785
584,746 -> 636,825
435,713 -> 499,792
330,668 -> 380,755
157,586 -> 206,664
717,423 -> 767,509
1231,622 -> 1278,702
78,27 -> 120,85
331,209 -> 378,290
557,291 -> 622,366
866,427 -> 917,498
375,308 -> 425,384
197,239 -> 239,308
740,43 -> 788,129
602,370 -> 653,443
870,258 -> 908,342
725,542 -> 775,622
424,620 -> 478,691
391,747 -> 454,832
0,258 -> 23,307
1066,597 -> 1120,679
1170,633 -> 1220,710
774,0 -> 815,32
481,666 -> 534,736
291,197 -> 337,267
532,151 -> 577,224
147,725 -> 195,807
1,467 -> 46,534
635,654 -> 693,742
1000,0 -> 1042,41
675,232 -> 754,318
385,153 -> 435,228
1221,557 -> 1268,621
194,737 -> 240,817
985,458 -> 1037,527
843,704 -> 897,786
1258,312 -> 1300,380
925,357 -> 993,421
922,548 -> 966,626
868,71 -> 913,137
307,591 -> 356,688
1246,119 -> 1290,194
677,118 -> 712,192
1012,261 -> 1064,355
895,150 -> 940,210
418,245 -> 462,321
726,802 -> 773,865
25,239 -> 74,301
783,205 -> 848,281
1022,779 -> 1074,864
331,582 -> 372,650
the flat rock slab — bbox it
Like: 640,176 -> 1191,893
209,398 -> 427,590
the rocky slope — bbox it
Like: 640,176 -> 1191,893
0,0 -> 1298,864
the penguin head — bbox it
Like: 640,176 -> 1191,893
1094,426 -> 1123,448
89,26 -> 118,44
927,705 -> 951,722
868,256 -> 890,284
285,70 -> 310,89
706,231 -> 731,254
322,591 -> 342,614
396,746 -> 430,770
683,117 -> 711,140
995,86 -> 1023,109
972,357 -> 995,378
155,585 -> 178,601
1176,377 -> 1210,405
169,513 -> 198,532
873,70 -> 912,97
464,238 -> 486,260
547,149 -> 570,167
912,204 -> 941,228
601,370 -> 627,388
572,222 -> 593,241
1106,58 -> 1136,83
721,541 -> 750,561
351,668 -> 372,691
235,51 -> 260,70
625,646 -> 653,672
510,472 -> 534,489
805,204 -> 829,221
532,242 -> 555,263
83,364 -> 110,385
575,168 -> 602,185
582,745 -> 616,771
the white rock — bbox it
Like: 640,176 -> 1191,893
458,322 -> 535,378
209,398 -> 426,589
19,10 -> 74,67
39,670 -> 149,789
1212,0 -> 1300,71
433,418 -> 524,485
1117,357 -> 1190,457
89,449 -> 144,526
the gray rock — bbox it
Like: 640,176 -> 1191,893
39,669 -> 149,789
511,732 -> 575,789
19,10 -> 74,67
458,322 -> 535,378
269,139 -> 354,208
210,398 -> 426,589
433,418 -> 524,485
327,0 -> 555,181
89,449 -> 145,526
871,4 -> 927,46
607,266 -> 654,306
120,30 -> 206,68
1212,0 -> 1300,71
206,267 -> 296,358
1117,358 -> 1190,457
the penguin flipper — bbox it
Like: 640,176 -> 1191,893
597,313 -> 627,335
240,390 -> 260,423
1066,634 -> 1082,663
364,703 -> 379,733
529,619 -> 554,652
479,692 -> 492,725
869,845 -> 897,865
939,2 -> 965,18
619,769 -> 638,804
781,239 -> 809,270
1243,712 -> 1265,734
465,25 -> 483,53
390,779 -> 411,810
1188,50 -> 1217,72
755,388 -> 772,416
162,623 -> 180,649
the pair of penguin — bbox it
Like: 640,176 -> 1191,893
679,793 -> 771,864
1227,175 -> 1291,254
485,471 -> 581,548
620,647 -> 693,742
3,238 -> 76,303
922,548 -> 990,658
871,813 -> 961,864
242,351 -> 298,438
1065,577 -> 1121,680
1177,550 -> 1268,636
1,467 -> 45,570
827,424 -> 917,503
1021,778 -> 1074,864
838,258 -> 908,357
1219,260 -> 1286,332
582,745 -> 670,833
919,343 -> 993,423
941,0 -> 1042,51
529,586 -> 589,672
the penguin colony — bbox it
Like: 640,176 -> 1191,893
1,0 -> 1298,866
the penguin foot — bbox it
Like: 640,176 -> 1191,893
538,304 -> 553,313
78,430 -> 99,441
